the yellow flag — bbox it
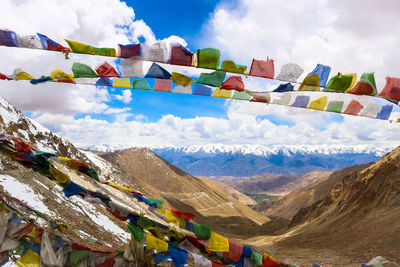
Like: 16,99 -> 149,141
308,96 -> 328,111
16,72 -> 34,80
208,231 -> 229,252
49,166 -> 70,185
171,72 -> 195,87
109,182 -> 132,193
16,249 -> 40,267
113,78 -> 132,88
146,234 -> 169,252
51,70 -> 74,80
157,208 -> 181,224
212,88 -> 232,99
299,74 -> 320,91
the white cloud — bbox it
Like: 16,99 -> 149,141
52,110 -> 400,148
114,89 -> 132,104
103,107 -> 131,114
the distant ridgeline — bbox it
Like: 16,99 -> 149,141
152,145 -> 389,177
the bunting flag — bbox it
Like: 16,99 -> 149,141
308,64 -> 331,87
197,48 -> 221,69
249,58 -> 274,78
324,73 -> 357,93
170,44 -> 195,66
118,43 -> 141,58
379,76 -> 400,101
65,39 -> 117,57
1,29 -> 400,124
276,63 -> 304,82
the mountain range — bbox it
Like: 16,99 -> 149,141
1,96 -> 399,265
86,143 -> 393,176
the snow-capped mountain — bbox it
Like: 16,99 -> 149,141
84,143 -> 396,177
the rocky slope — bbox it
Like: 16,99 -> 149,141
274,146 -> 400,264
99,148 -> 268,226
216,171 -> 331,196
253,164 -> 371,219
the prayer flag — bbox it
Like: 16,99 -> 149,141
249,58 -> 274,78
220,60 -> 247,74
343,100 -> 363,115
197,48 -> 221,69
276,63 -> 303,82
379,77 -> 400,101
118,43 -> 141,58
197,70 -> 226,87
96,62 -> 120,77
170,44 -> 194,66
323,73 -> 357,93
208,232 -> 229,252
72,63 -> 97,78
154,79 -> 172,92
65,39 -> 116,57
221,76 -> 245,91
308,96 -> 328,111
308,64 -> 331,87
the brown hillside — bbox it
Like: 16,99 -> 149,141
276,146 -> 400,264
254,164 -> 371,219
100,148 -> 268,225
199,177 -> 257,205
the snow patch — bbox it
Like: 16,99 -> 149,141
0,174 -> 56,217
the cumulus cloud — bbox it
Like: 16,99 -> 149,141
114,89 -> 132,104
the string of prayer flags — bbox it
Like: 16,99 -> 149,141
273,83 -> 294,92
170,44 -> 195,66
323,73 -> 357,93
171,72 -> 195,87
121,58 -> 144,77
220,76 -> 245,91
343,100 -> 363,115
347,72 -> 377,96
37,33 -> 69,51
71,62 -> 97,78
249,58 -> 275,79
118,43 -> 141,58
197,70 -> 226,87
208,232 -> 229,252
95,62 -> 120,77
220,60 -> 247,74
145,63 -> 171,79
197,48 -> 221,69
308,64 -> 331,87
298,74 -> 320,91
276,63 -> 304,82
65,39 -> 117,57
379,77 -> 400,101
